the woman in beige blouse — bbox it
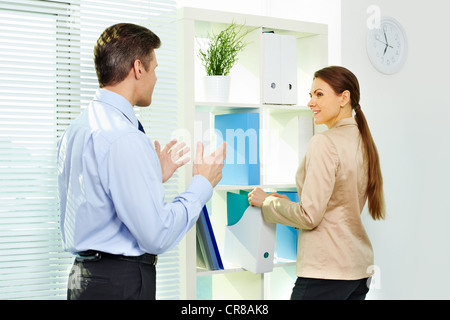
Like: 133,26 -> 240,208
248,66 -> 385,300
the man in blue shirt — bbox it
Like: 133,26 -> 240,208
57,23 -> 226,300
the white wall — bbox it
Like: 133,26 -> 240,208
341,0 -> 450,299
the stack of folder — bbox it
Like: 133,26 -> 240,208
196,206 -> 223,271
196,192 -> 299,272
224,190 -> 300,272
262,32 -> 298,105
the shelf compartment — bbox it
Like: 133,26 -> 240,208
179,7 -> 328,299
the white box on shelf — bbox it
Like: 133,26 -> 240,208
224,206 -> 276,274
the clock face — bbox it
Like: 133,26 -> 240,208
366,17 -> 408,74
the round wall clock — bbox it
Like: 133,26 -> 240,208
366,16 -> 408,74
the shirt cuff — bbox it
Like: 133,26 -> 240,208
187,174 -> 213,204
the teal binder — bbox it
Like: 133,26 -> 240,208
226,190 -> 250,226
214,112 -> 260,185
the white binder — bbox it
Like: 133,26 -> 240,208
224,206 -> 276,274
262,32 -> 297,105
280,35 -> 298,105
262,33 -> 282,104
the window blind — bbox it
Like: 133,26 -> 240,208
0,0 -> 180,299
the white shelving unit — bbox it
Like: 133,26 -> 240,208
177,7 -> 328,300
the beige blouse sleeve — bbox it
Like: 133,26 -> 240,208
262,134 -> 339,230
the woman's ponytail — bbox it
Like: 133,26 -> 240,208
354,104 -> 385,220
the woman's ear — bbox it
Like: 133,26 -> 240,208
340,90 -> 351,107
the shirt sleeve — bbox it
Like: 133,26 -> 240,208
262,134 -> 338,230
104,132 -> 212,254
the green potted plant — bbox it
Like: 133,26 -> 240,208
198,22 -> 249,102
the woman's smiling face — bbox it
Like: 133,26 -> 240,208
308,77 -> 349,128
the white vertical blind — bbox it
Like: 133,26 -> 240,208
0,0 -> 180,299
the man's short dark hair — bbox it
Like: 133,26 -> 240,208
94,23 -> 161,87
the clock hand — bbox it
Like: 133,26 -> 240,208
376,39 -> 393,48
382,29 -> 394,50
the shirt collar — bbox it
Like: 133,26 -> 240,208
331,117 -> 357,129
93,88 -> 139,129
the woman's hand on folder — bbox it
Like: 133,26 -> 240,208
248,188 -> 289,208
193,141 -> 227,187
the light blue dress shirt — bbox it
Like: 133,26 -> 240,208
57,89 -> 212,256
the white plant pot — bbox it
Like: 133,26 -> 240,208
204,75 -> 230,102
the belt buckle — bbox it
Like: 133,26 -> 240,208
76,251 -> 102,262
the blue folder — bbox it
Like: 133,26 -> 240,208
215,112 -> 260,185
275,191 -> 299,261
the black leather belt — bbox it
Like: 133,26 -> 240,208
76,250 -> 158,265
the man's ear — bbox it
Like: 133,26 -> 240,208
133,59 -> 142,80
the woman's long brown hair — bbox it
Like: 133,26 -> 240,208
314,66 -> 385,220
